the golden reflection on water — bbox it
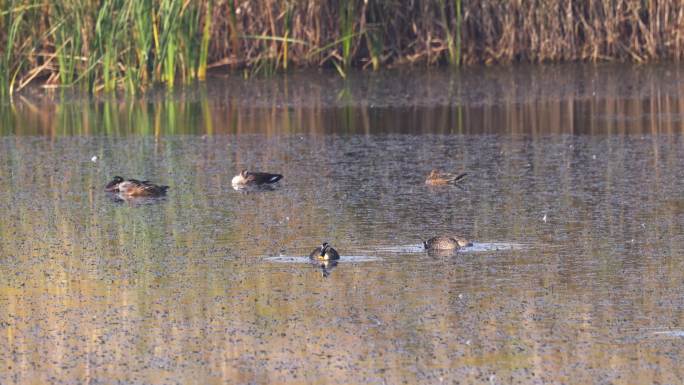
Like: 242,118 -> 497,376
4,65 -> 684,137
5,95 -> 684,136
1,67 -> 684,384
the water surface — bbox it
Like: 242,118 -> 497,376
1,65 -> 683,384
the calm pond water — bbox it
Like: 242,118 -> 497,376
1,64 -> 683,384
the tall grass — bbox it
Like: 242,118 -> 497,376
1,1 -> 41,97
2,0 -> 684,96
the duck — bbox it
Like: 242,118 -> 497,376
422,235 -> 472,251
105,176 -> 155,192
425,170 -> 467,186
309,242 -> 340,261
231,170 -> 283,188
105,176 -> 169,197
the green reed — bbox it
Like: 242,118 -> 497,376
339,0 -> 354,70
131,0 -> 154,87
1,0 -> 216,95
1,0 -> 33,97
197,1 -> 212,79
439,0 -> 461,66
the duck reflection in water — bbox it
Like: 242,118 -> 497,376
312,259 -> 338,278
426,248 -> 461,258
107,194 -> 169,205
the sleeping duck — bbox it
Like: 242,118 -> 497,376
231,170 -> 283,189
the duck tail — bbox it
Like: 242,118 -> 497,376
451,172 -> 468,183
418,237 -> 428,249
454,172 -> 468,182
269,174 -> 283,184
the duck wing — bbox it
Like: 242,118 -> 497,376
129,183 -> 168,196
326,247 -> 340,260
246,172 -> 283,185
309,246 -> 324,259
144,184 -> 169,195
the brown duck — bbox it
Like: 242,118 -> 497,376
425,170 -> 467,186
309,242 -> 341,261
422,236 -> 472,251
231,170 -> 283,188
105,176 -> 169,197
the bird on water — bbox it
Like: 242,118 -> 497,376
104,176 -> 169,197
231,170 -> 283,189
309,242 -> 340,261
425,170 -> 468,186
422,235 -> 472,251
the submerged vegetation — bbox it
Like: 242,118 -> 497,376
1,0 -> 684,95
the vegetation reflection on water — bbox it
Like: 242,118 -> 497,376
0,66 -> 683,384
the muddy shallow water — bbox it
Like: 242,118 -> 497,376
1,65 -> 684,384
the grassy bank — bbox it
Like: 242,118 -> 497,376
2,0 -> 684,96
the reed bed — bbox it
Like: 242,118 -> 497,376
1,0 -> 684,95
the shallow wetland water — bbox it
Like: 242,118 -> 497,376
1,65 -> 683,384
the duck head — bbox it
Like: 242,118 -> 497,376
457,239 -> 474,247
319,242 -> 330,257
105,176 -> 125,192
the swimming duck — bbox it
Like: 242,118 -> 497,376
425,170 -> 467,186
115,179 -> 169,197
231,170 -> 283,188
105,176 -> 153,192
422,236 -> 472,251
309,242 -> 340,261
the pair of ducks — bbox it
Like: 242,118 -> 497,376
307,169 -> 470,257
308,234 -> 472,263
104,170 -> 283,197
